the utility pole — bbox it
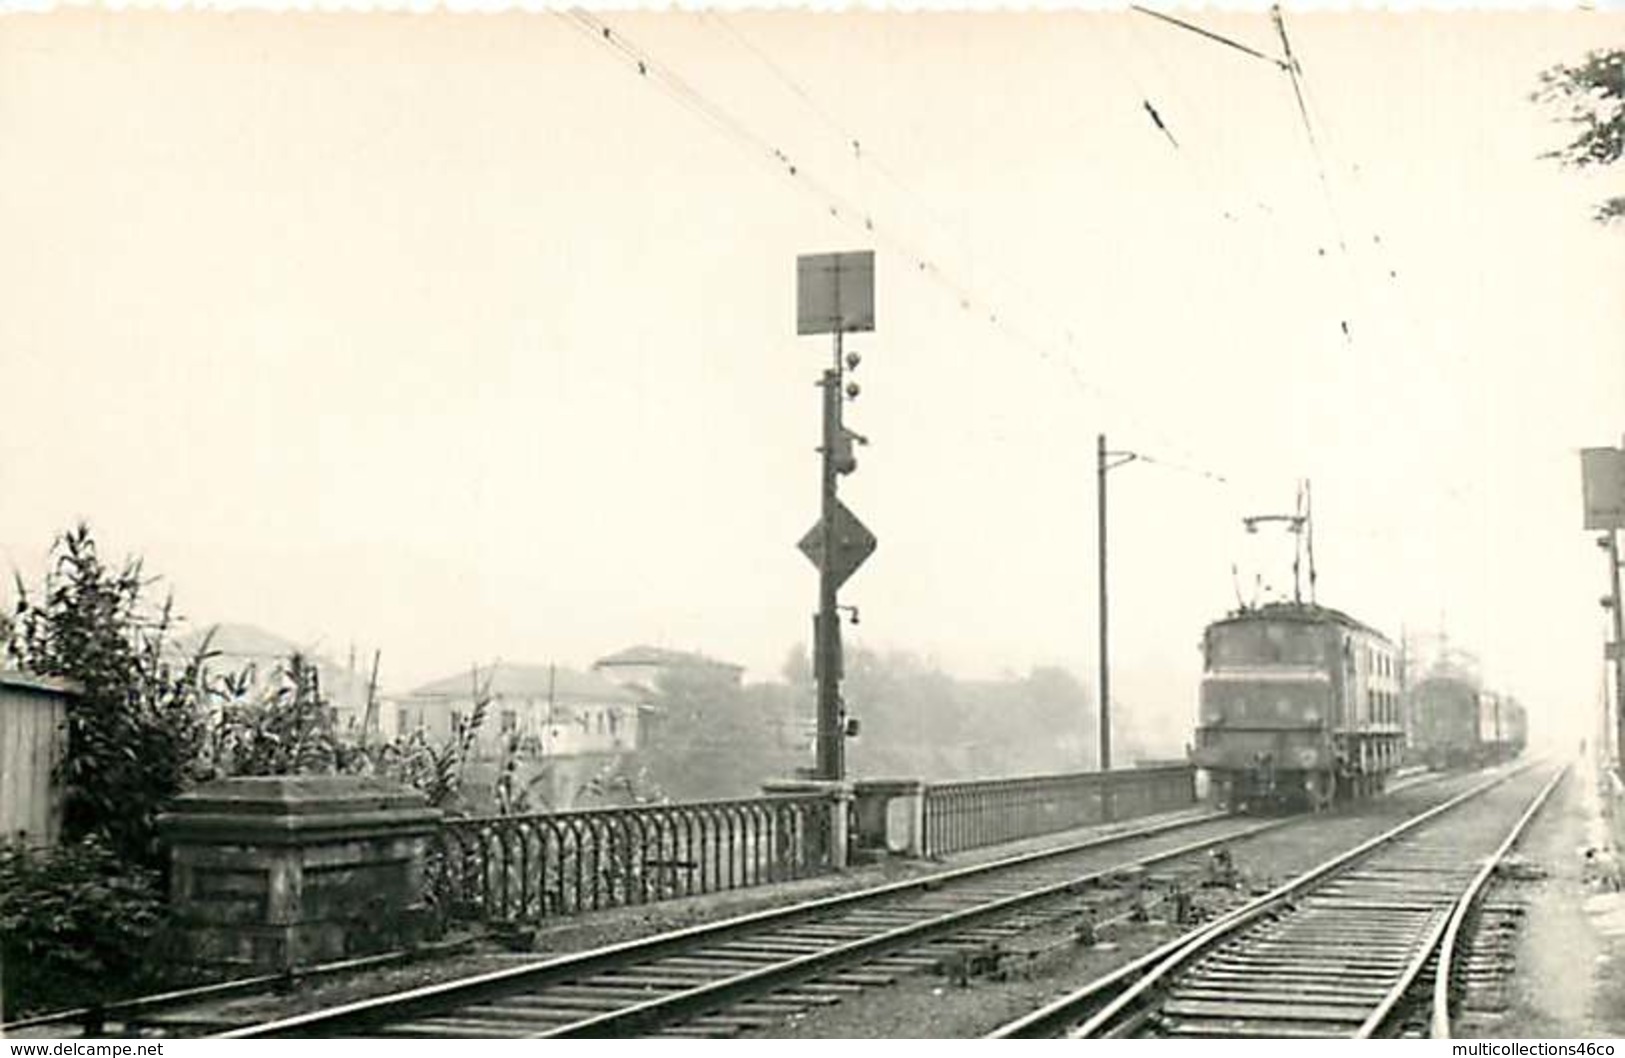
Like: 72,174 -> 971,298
1097,435 -> 1139,783
1097,435 -> 1112,775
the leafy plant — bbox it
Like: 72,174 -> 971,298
492,733 -> 557,815
207,653 -> 339,777
1535,48 -> 1625,223
575,757 -> 667,808
341,666 -> 493,811
0,838 -> 165,1018
5,524 -> 211,866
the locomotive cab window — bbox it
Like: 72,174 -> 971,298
1206,622 -> 1327,667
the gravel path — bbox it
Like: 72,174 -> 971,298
1491,754 -> 1625,1038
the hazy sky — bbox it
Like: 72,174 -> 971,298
2,6 -> 1621,754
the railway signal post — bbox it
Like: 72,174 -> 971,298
1581,444 -> 1625,778
797,250 -> 876,782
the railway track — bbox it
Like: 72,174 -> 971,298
986,762 -> 1564,1040
1,767 -> 1476,1041
216,808 -> 1292,1039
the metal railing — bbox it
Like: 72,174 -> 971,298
922,764 -> 1196,857
431,793 -> 836,923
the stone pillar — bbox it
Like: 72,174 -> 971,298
851,779 -> 925,859
158,776 -> 441,974
761,779 -> 853,870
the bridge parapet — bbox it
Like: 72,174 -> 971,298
851,779 -> 925,859
434,787 -> 841,925
921,765 -> 1197,858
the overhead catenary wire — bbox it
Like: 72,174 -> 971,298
1268,5 -> 1358,344
1129,4 -> 1290,72
1248,6 -> 1489,517
1125,4 -> 1362,347
560,8 -> 1236,479
695,10 -> 1253,476
1107,10 -> 1343,356
1109,5 -> 1495,552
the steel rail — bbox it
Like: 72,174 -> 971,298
16,771 -> 1460,1039
0,948 -> 430,1035
1079,763 -> 1547,1039
1427,764 -> 1568,1039
221,806 -> 1260,1037
532,818 -> 1285,1038
987,762 -> 1538,1038
1352,764 -> 1565,1039
6,806 -> 1215,1039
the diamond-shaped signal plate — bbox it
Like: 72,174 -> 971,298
797,499 -> 877,590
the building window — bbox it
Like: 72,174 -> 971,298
501,710 -> 517,733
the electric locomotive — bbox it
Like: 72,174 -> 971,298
1495,697 -> 1530,762
1409,674 -> 1480,769
1407,675 -> 1530,769
1191,601 -> 1406,811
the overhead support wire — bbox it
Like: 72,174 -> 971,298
1269,4 -> 1356,343
1130,3 -> 1362,347
559,7 -> 1237,482
1142,99 -> 1180,149
1129,5 -> 1289,71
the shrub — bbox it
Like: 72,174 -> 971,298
339,669 -> 492,811
5,525 -> 210,867
0,839 -> 165,1018
205,653 -> 340,778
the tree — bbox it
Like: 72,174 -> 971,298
1535,49 -> 1625,223
781,642 -> 813,687
638,667 -> 792,799
5,525 -> 210,866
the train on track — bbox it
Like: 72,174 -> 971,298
1408,672 -> 1528,770
1190,599 -> 1528,811
1191,600 -> 1405,811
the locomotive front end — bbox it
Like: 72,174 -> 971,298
1192,613 -> 1339,811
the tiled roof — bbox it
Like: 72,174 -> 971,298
174,623 -> 375,709
170,624 -> 373,708
593,644 -> 742,671
177,622 -> 312,660
407,663 -> 637,704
